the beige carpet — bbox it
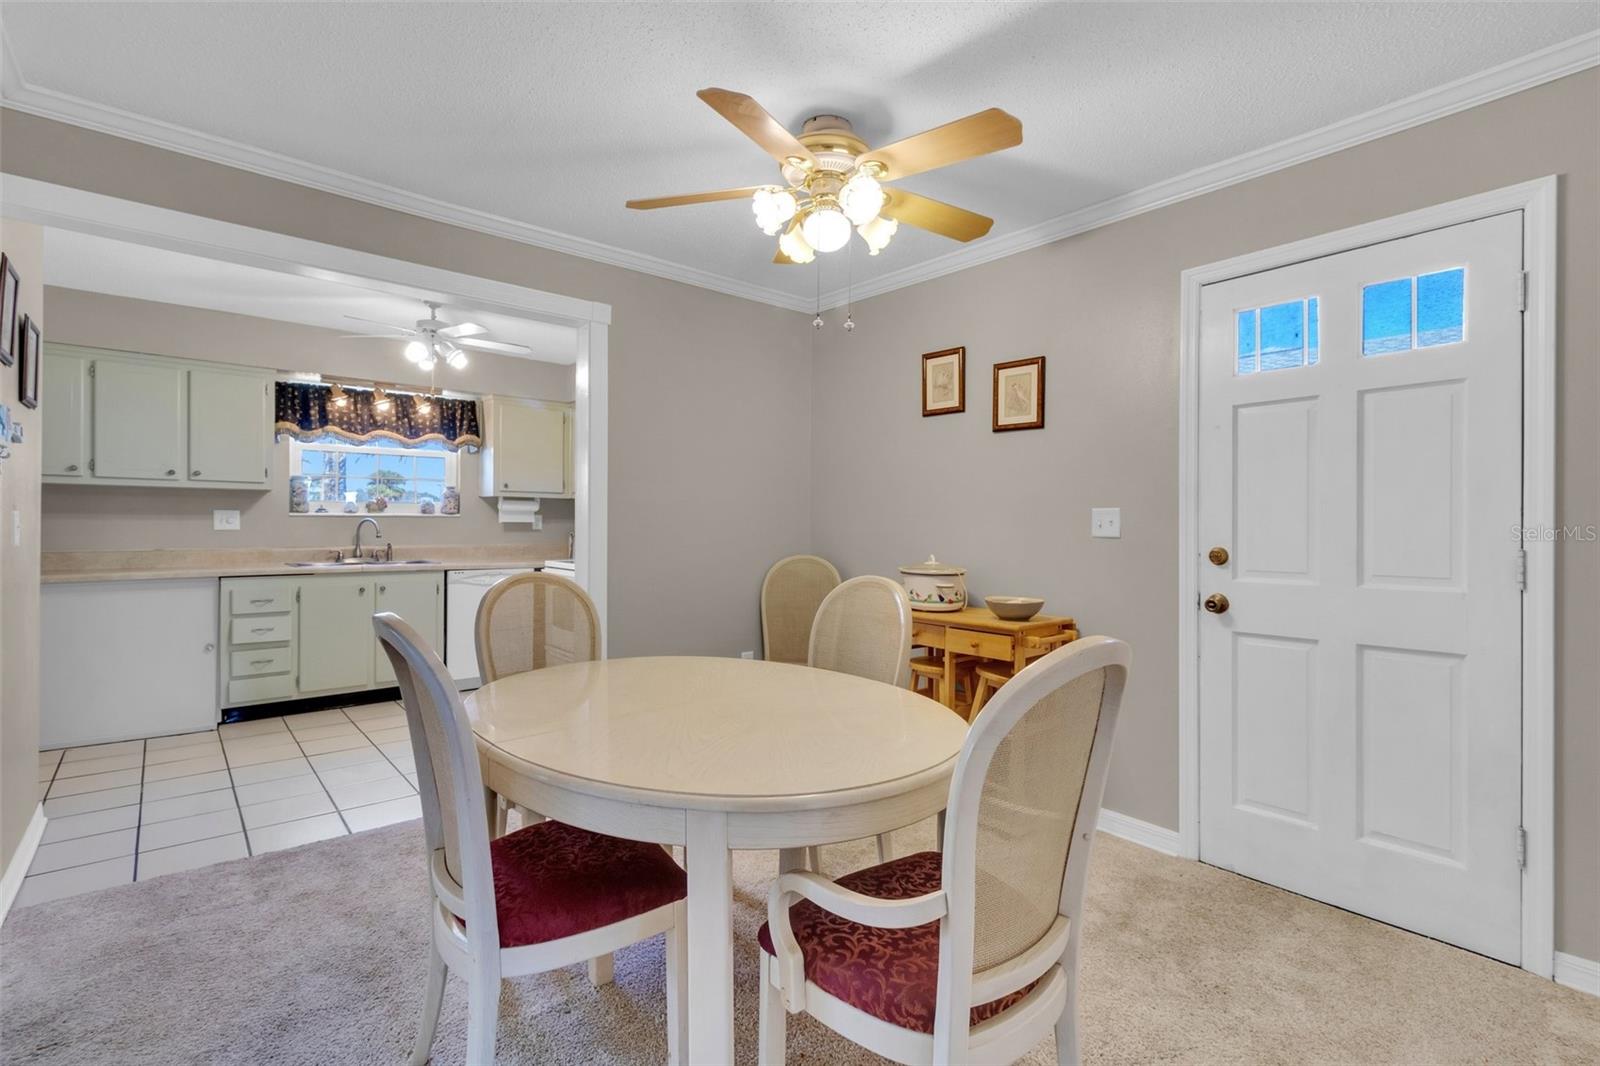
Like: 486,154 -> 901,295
2,817 -> 1595,1065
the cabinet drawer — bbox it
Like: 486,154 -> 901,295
229,673 -> 295,705
231,615 -> 293,645
230,647 -> 292,678
910,623 -> 947,650
227,582 -> 294,616
944,627 -> 1013,661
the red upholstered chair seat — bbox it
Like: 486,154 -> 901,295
757,851 -> 1038,1034
490,820 -> 686,949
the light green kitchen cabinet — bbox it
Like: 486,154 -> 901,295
40,347 -> 89,478
296,575 -> 378,695
373,573 -> 442,684
189,367 -> 271,484
92,356 -> 187,481
42,345 -> 273,489
478,395 -> 571,497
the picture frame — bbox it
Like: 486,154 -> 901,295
0,254 -> 18,368
992,356 -> 1045,431
18,314 -> 40,409
921,346 -> 965,416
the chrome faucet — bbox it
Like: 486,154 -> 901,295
353,517 -> 383,560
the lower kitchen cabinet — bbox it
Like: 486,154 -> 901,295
220,571 -> 443,707
374,574 -> 442,685
41,580 -> 220,748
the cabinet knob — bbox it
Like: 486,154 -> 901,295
166,469 -> 177,476
503,482 -> 510,488
203,643 -> 216,653
65,464 -> 79,472
358,586 -> 367,595
192,469 -> 202,477
379,584 -> 387,594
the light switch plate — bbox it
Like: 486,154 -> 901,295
213,509 -> 241,532
1091,507 -> 1121,539
740,650 -> 755,660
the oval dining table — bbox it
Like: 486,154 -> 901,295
465,655 -> 968,1064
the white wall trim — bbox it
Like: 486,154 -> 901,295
0,174 -> 612,645
0,804 -> 46,923
1096,809 -> 1182,857
2,26 -> 1593,315
1554,953 -> 1600,998
1176,176 -> 1559,978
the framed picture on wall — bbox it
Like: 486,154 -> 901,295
0,254 -> 18,367
921,346 -> 965,416
992,356 -> 1045,431
18,314 -> 40,409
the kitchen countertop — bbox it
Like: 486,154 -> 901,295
41,547 -> 555,584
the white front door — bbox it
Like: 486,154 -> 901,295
1197,212 -> 1524,963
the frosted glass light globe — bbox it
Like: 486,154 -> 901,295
802,205 -> 852,253
404,340 -> 429,363
857,215 -> 899,255
778,225 -> 815,264
752,187 -> 797,236
839,171 -> 885,225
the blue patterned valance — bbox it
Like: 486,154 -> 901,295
274,382 -> 481,451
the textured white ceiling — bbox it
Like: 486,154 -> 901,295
44,229 -> 581,364
5,3 -> 1595,302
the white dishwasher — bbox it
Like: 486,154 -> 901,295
445,568 -> 540,688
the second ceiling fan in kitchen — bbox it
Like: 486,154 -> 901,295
341,301 -> 533,371
627,88 -> 1022,263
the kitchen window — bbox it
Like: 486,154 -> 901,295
289,435 -> 459,516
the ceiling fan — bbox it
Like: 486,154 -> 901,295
627,88 -> 1021,264
341,301 -> 532,370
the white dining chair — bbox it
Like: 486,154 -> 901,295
762,554 -> 842,665
475,571 -> 599,908
374,612 -> 688,1066
758,635 -> 1130,1066
808,575 -> 914,865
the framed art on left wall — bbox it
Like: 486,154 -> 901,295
0,253 -> 18,367
17,314 -> 40,409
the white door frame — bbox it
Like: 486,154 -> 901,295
1177,176 -> 1557,977
1,174 -> 612,650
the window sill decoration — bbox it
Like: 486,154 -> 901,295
274,381 -> 481,451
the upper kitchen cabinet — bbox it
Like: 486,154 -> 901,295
189,367 -> 272,484
478,395 -> 572,498
92,355 -> 186,481
41,345 -> 273,489
40,346 -> 89,478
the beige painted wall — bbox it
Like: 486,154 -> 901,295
810,71 -> 1600,959
39,287 -> 574,556
0,218 -> 44,878
0,108 -> 814,663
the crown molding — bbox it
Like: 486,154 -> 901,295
817,30 -> 1600,309
2,26 -> 1594,316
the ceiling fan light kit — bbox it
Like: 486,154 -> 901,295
627,89 -> 1020,265
343,300 -> 528,373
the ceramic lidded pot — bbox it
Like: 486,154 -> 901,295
899,555 -> 967,611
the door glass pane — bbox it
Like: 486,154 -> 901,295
1236,309 -> 1257,375
1260,301 -> 1305,371
1417,268 -> 1465,348
1307,298 -> 1320,365
1362,278 -> 1413,356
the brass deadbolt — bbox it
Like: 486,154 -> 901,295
1203,593 -> 1230,615
1208,546 -> 1230,566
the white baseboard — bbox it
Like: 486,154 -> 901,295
1097,808 -> 1182,856
0,803 -> 46,923
1554,952 -> 1600,997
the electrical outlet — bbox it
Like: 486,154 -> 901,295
213,509 -> 241,532
740,650 -> 755,660
1091,507 -> 1121,539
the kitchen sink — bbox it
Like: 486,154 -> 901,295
397,559 -> 440,565
283,559 -> 440,568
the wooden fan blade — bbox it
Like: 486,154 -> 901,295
438,322 -> 487,338
880,187 -> 994,242
697,88 -> 816,169
858,108 -> 1021,181
626,186 -> 766,210
456,336 -> 533,356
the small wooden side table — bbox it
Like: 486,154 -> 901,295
909,607 -> 1079,717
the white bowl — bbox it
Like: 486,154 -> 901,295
985,596 -> 1044,621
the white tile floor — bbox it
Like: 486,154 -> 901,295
22,700 -> 421,909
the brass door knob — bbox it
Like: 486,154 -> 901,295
1204,593 -> 1230,614
1208,546 -> 1230,566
